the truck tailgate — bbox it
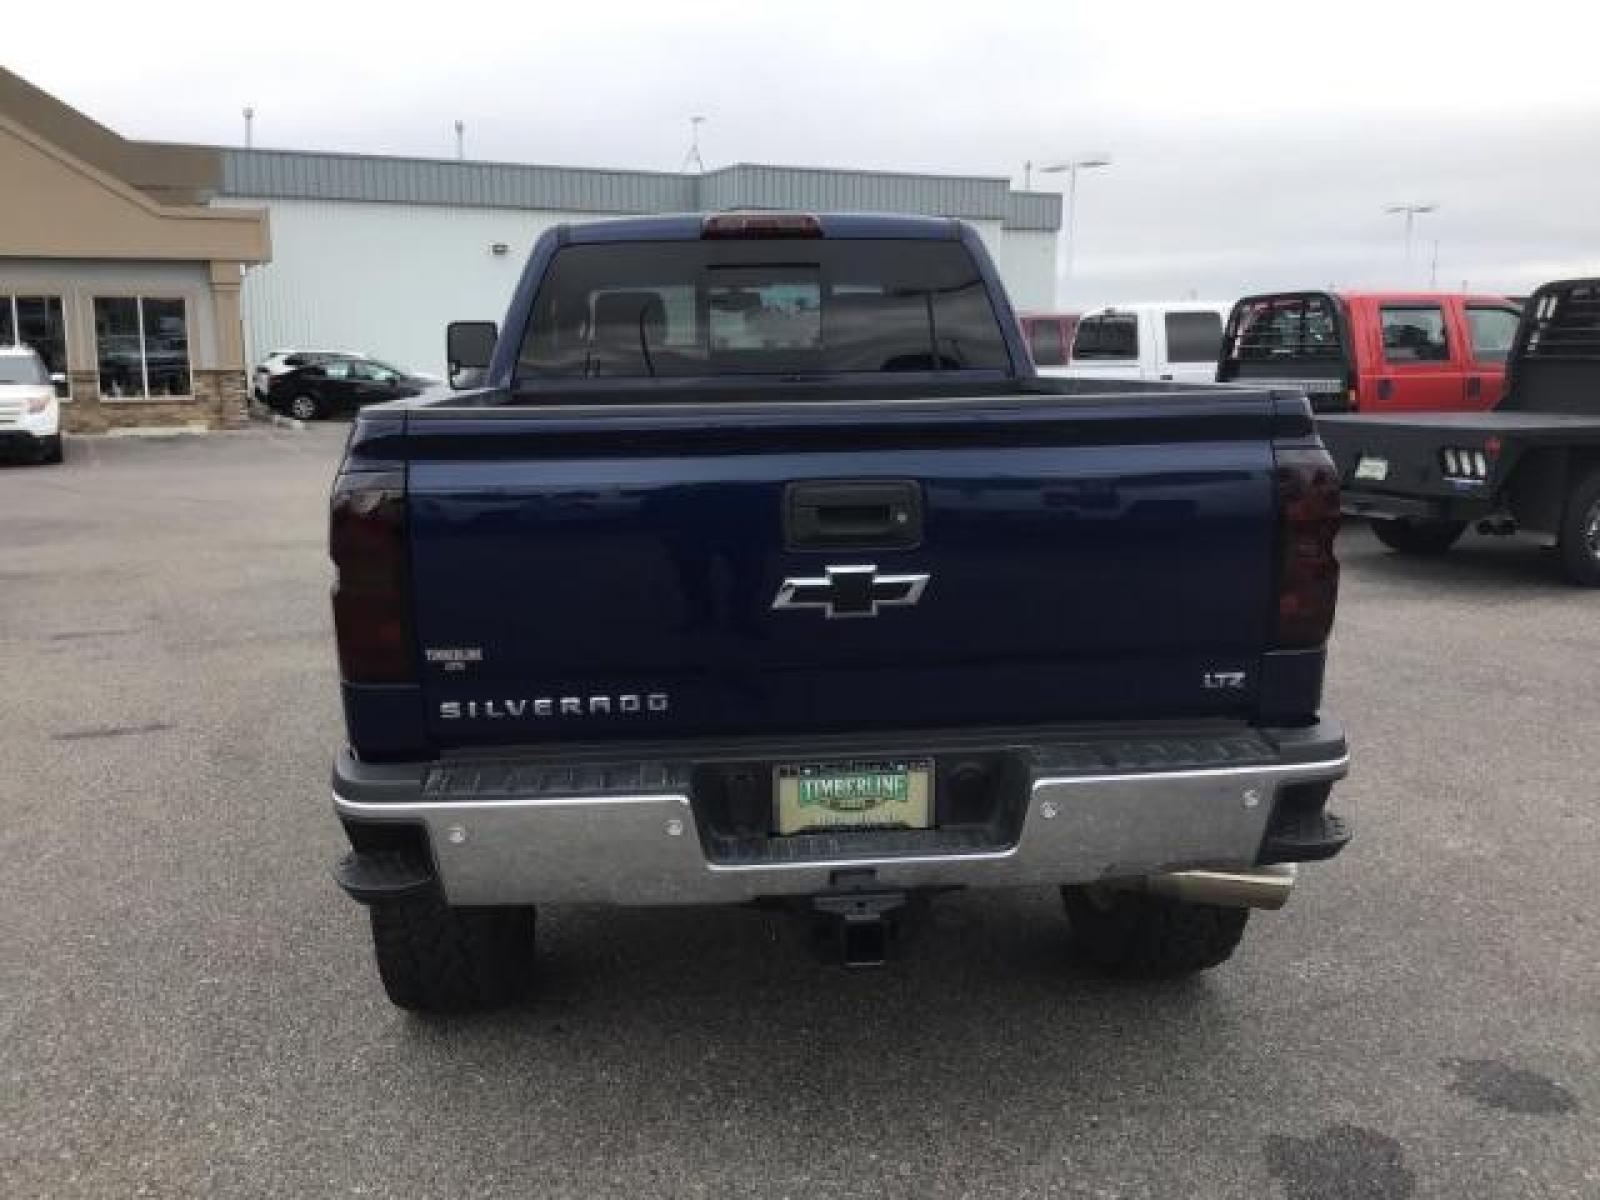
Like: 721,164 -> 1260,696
403,398 -> 1279,747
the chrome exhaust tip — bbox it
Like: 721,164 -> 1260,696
1138,864 -> 1298,910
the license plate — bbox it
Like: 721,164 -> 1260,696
774,759 -> 933,835
1354,455 -> 1389,482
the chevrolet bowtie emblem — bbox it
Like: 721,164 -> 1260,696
771,564 -> 930,619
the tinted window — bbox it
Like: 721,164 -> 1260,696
321,361 -> 353,380
1231,296 -> 1342,362
1380,306 -> 1450,362
3,296 -> 69,396
1026,319 -> 1066,366
1465,307 -> 1520,363
352,361 -> 399,382
516,239 -> 1009,381
95,297 -> 191,398
1072,314 -> 1138,360
0,353 -> 48,385
1164,311 -> 1223,363
142,298 -> 190,397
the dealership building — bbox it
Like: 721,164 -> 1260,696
2,67 -> 1062,430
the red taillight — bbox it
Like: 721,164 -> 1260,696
1274,446 -> 1340,649
330,473 -> 413,683
701,212 -> 822,239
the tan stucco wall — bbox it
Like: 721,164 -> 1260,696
0,77 -> 269,431
0,117 -> 267,263
0,259 -> 220,367
0,67 -> 219,206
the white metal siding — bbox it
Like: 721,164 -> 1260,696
220,198 -> 616,377
983,228 -> 1059,313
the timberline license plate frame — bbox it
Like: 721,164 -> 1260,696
773,758 -> 934,836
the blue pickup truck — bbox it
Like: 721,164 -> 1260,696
328,213 -> 1351,1011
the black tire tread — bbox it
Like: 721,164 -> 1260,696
1369,517 -> 1466,557
1062,886 -> 1249,978
368,894 -> 535,1013
1556,469 -> 1600,587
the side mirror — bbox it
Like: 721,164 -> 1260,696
447,321 -> 498,390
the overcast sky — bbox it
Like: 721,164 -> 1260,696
13,0 -> 1600,305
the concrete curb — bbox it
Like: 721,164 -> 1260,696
246,402 -> 304,432
101,423 -> 211,439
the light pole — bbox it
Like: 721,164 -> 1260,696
1040,156 -> 1112,303
681,116 -> 708,174
1384,203 -> 1436,280
242,106 -> 254,149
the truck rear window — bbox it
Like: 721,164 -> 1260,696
515,240 -> 1010,380
1228,296 -> 1343,362
1164,311 -> 1223,363
1072,313 -> 1138,360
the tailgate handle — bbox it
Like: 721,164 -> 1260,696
785,480 -> 923,549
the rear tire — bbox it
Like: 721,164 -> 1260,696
1369,516 -> 1467,557
1062,885 -> 1250,978
368,892 -> 536,1013
1556,470 -> 1600,587
288,393 -> 321,421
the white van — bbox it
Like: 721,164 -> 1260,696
1045,303 -> 1233,385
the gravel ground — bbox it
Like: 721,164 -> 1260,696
2,427 -> 1595,1199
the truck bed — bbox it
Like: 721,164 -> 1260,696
1318,408 -> 1600,519
1320,410 -> 1600,438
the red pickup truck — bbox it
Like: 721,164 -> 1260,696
1218,291 -> 1523,413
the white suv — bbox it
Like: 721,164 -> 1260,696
0,345 -> 63,464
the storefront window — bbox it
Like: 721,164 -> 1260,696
94,296 -> 192,399
1,295 -> 69,397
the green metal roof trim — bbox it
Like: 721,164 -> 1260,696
220,150 -> 1060,231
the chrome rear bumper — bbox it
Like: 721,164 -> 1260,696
332,732 -> 1348,907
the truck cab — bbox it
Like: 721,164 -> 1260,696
1218,291 -> 1522,413
1049,302 -> 1231,385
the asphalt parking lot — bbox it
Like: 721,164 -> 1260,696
2,427 -> 1596,1199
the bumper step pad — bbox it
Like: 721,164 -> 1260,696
1260,808 -> 1352,864
333,849 -> 436,904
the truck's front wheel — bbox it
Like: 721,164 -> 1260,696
1061,885 -> 1249,977
368,892 -> 535,1012
1369,517 -> 1467,557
